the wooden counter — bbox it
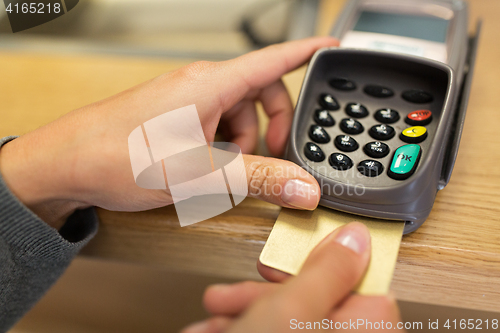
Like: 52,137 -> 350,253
1,0 -> 499,314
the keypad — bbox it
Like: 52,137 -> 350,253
374,108 -> 399,124
369,124 -> 395,141
303,79 -> 432,180
329,153 -> 353,170
340,118 -> 364,135
345,103 -> 368,118
309,125 -> 330,144
304,142 -> 326,162
314,109 -> 335,127
319,93 -> 340,110
335,135 -> 359,152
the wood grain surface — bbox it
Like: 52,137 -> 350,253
0,0 -> 499,313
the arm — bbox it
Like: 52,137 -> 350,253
0,37 -> 338,329
0,137 -> 98,331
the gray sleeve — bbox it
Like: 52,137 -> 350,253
0,136 -> 99,331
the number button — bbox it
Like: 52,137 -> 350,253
334,135 -> 359,152
364,141 -> 390,158
345,103 -> 369,118
304,142 -> 326,162
313,109 -> 335,127
329,77 -> 356,91
340,118 -> 364,135
369,124 -> 395,140
364,85 -> 394,98
318,93 -> 340,110
400,126 -> 427,143
329,153 -> 353,170
374,108 -> 400,124
406,110 -> 432,126
358,160 -> 384,177
402,89 -> 433,104
308,125 -> 330,144
388,144 -> 422,180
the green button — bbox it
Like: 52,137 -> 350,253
388,144 -> 421,180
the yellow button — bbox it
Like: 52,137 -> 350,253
402,126 -> 426,137
400,126 -> 428,143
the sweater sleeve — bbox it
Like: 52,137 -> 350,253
0,136 -> 99,331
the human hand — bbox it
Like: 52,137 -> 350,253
184,223 -> 404,333
0,37 -> 338,228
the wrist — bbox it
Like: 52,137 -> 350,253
0,136 -> 89,230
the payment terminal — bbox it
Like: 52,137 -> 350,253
287,0 -> 481,233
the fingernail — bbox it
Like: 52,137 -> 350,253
281,179 -> 319,210
208,283 -> 230,293
183,321 -> 210,333
387,291 -> 398,305
209,283 -> 229,289
335,223 -> 369,254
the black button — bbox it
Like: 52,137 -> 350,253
313,109 -> 335,127
402,89 -> 434,104
309,125 -> 330,144
345,103 -> 368,118
374,108 -> 400,124
318,93 -> 340,110
340,118 -> 364,135
364,141 -> 390,158
329,153 -> 353,170
329,77 -> 356,91
304,142 -> 325,162
364,85 -> 394,98
358,160 -> 384,177
334,135 -> 359,152
369,124 -> 395,140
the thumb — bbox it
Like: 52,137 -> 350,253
277,222 -> 371,321
243,155 -> 320,210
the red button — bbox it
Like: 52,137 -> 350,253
406,110 -> 432,126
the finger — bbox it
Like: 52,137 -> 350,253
220,99 -> 259,154
204,282 -> 279,316
278,222 -> 371,321
216,37 -> 339,110
257,260 -> 292,283
181,317 -> 233,333
259,79 -> 294,157
244,154 -> 320,210
330,294 -> 403,332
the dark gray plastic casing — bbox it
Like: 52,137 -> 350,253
329,0 -> 479,191
330,0 -> 469,83
285,0 -> 480,234
288,50 -> 454,233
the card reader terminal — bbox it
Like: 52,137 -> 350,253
286,0 -> 481,233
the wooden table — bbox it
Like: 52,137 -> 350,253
1,0 -> 499,314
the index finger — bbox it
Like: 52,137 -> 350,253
217,37 -> 339,109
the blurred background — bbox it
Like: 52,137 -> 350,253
0,0 -> 319,59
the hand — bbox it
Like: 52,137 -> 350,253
183,223 -> 404,333
0,37 -> 338,229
